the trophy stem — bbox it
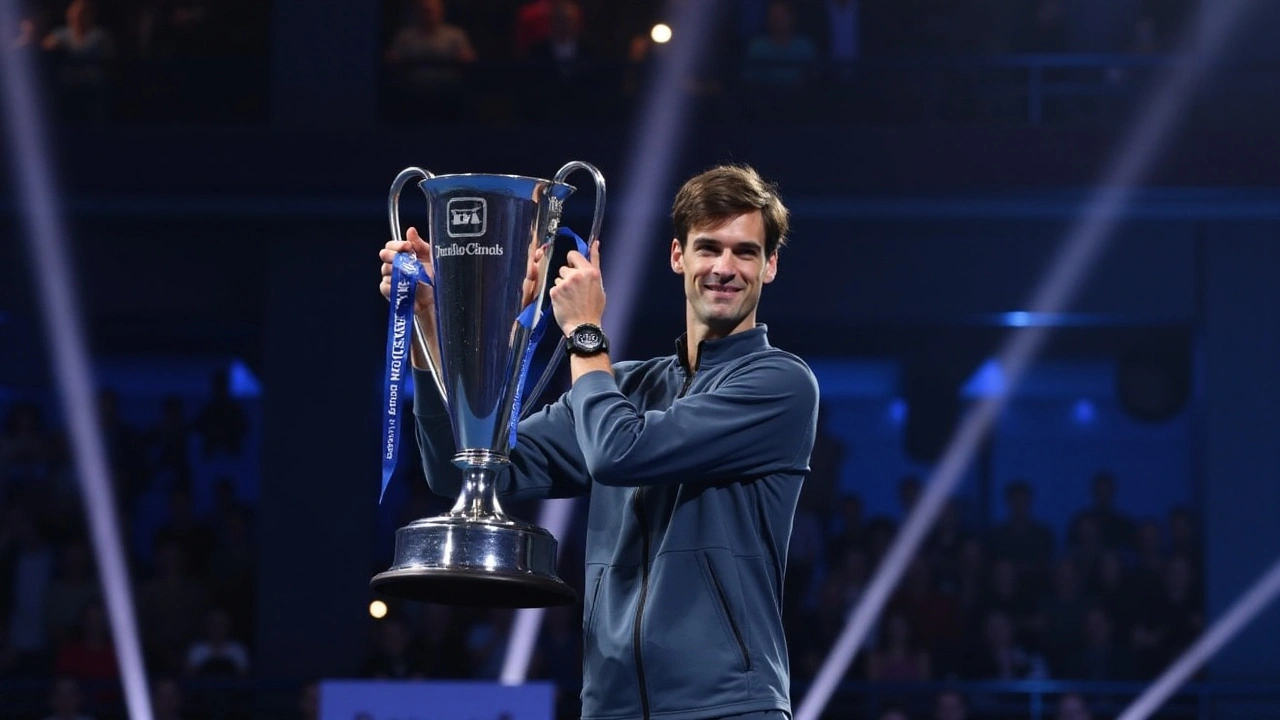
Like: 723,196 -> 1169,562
447,466 -> 507,521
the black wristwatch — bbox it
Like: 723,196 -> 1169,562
566,323 -> 609,357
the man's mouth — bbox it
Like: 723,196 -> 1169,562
705,284 -> 740,293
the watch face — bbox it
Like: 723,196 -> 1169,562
575,326 -> 603,351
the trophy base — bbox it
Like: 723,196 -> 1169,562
370,515 -> 577,608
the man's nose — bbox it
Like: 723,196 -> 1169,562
712,250 -> 736,276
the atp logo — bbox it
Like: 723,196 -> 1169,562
446,197 -> 486,238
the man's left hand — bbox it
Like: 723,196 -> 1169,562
550,239 -> 605,336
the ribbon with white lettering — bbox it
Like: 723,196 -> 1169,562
508,227 -> 591,448
380,252 -> 428,503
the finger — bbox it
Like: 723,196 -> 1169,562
381,262 -> 391,277
565,250 -> 587,267
559,265 -> 573,279
591,240 -> 601,269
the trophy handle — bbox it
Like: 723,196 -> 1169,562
552,161 -> 607,252
517,162 -> 607,422
388,166 -> 448,404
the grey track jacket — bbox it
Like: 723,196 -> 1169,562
413,325 -> 819,720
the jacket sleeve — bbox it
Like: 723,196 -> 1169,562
412,368 -> 591,501
568,355 -> 819,487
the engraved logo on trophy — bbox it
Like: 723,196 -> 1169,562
446,197 -> 487,237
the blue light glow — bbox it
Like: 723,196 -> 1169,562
1073,398 -> 1097,424
888,398 -> 908,425
962,358 -> 1006,398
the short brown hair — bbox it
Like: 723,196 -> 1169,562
671,164 -> 790,256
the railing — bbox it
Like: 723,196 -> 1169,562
4,677 -> 1280,720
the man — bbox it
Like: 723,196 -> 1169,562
378,164 -> 819,720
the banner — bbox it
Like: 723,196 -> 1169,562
319,680 -> 554,720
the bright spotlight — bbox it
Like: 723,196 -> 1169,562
369,600 -> 388,619
650,23 -> 672,44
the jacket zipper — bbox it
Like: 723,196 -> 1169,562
705,556 -> 752,671
631,362 -> 694,720
678,371 -> 694,398
632,488 -> 651,720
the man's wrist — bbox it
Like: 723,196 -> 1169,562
562,319 -> 603,337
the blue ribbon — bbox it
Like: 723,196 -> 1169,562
507,227 -> 591,448
380,252 -> 429,503
379,228 -> 589,501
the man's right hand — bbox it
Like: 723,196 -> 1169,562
380,227 -> 440,371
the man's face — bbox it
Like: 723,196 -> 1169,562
670,210 -> 776,337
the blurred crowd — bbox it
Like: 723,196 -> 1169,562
7,0 -> 270,124
4,0 -> 1211,127
379,0 -> 1202,125
0,370 -> 267,720
356,414 -> 1206,720
0,376 -> 1208,719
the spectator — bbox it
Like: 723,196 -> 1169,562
1070,471 -> 1136,553
926,497 -> 971,571
1135,0 -> 1194,53
44,542 -> 100,648
95,390 -> 147,502
934,689 -> 969,720
964,610 -> 1042,680
43,676 -> 96,720
1,402 -> 50,470
360,615 -> 425,679
147,394 -> 192,488
150,677 -> 187,720
988,480 -> 1056,595
41,0 -> 116,122
742,0 -> 819,89
1132,554 -> 1202,677
867,611 -> 931,682
1,511 -> 56,671
191,369 -> 249,458
153,488 -> 216,576
1064,607 -> 1136,680
1168,506 -> 1201,567
523,0 -> 604,123
1037,558 -> 1090,672
184,608 -> 250,677
137,543 -> 209,675
384,0 -> 477,116
1056,692 -> 1094,720
54,603 -> 118,681
207,506 -> 256,643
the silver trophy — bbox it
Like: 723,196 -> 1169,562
372,162 -> 605,608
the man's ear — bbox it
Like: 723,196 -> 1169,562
763,252 -> 778,284
670,238 -> 684,274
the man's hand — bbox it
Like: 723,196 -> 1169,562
379,227 -> 439,370
550,239 -> 605,336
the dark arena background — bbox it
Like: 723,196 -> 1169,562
3,0 -> 1280,719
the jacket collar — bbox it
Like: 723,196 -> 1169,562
675,324 -> 771,372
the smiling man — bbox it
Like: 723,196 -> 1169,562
381,164 -> 819,720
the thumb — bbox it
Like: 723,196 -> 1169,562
591,239 -> 601,270
407,226 -> 431,257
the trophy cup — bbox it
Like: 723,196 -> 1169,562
372,162 -> 605,608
